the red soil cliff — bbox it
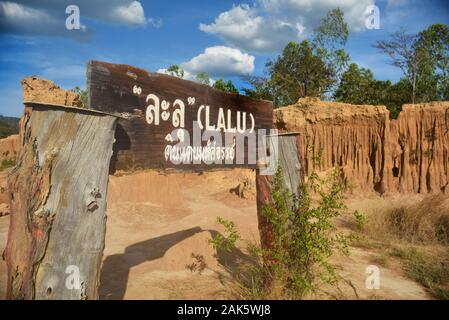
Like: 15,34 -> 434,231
275,98 -> 449,194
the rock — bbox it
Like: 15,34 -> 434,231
0,134 -> 19,161
275,98 -> 449,195
0,203 -> 9,217
229,171 -> 256,199
21,76 -> 83,108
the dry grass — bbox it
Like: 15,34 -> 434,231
390,246 -> 449,300
360,194 -> 449,245
350,194 -> 449,299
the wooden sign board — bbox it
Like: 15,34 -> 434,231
87,61 -> 273,172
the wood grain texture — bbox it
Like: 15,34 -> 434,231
4,104 -> 118,300
256,134 -> 303,254
87,60 -> 273,172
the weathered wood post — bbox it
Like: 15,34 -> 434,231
256,133 -> 303,264
4,102 -> 120,300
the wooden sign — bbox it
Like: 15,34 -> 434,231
87,61 -> 273,172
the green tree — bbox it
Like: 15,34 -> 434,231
167,64 -> 185,78
243,9 -> 350,106
313,8 -> 348,50
313,8 -> 350,93
374,24 -> 449,105
213,79 -> 239,94
267,40 -> 331,105
388,78 -> 412,118
416,24 -> 449,100
335,63 -> 410,119
334,63 -> 376,104
374,28 -> 431,104
242,76 -> 275,102
72,86 -> 88,107
196,72 -> 211,85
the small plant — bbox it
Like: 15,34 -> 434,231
209,217 -> 240,253
307,145 -> 324,169
0,157 -> 16,171
353,210 -> 367,230
186,253 -> 207,274
215,165 -> 354,299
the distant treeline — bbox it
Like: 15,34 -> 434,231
0,115 -> 19,139
163,10 -> 448,119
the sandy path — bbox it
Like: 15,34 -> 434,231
0,169 -> 431,300
99,170 -> 259,300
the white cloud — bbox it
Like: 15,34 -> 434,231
112,1 -> 147,25
181,46 -> 255,77
199,0 -> 375,52
0,1 -> 91,41
259,0 -> 375,31
0,1 -> 47,20
0,1 -> 161,40
200,4 -> 305,52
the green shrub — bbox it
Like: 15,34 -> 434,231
0,157 -> 16,171
209,217 -> 240,253
212,166 -> 354,299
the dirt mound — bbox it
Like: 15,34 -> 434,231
21,76 -> 83,107
0,134 -> 19,160
0,134 -> 20,210
275,98 -> 449,194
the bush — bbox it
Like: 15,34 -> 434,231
212,166 -> 355,299
364,195 -> 449,245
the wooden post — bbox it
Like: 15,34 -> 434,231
4,103 -> 120,300
256,133 -> 303,259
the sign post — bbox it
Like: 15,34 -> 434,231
5,103 -> 120,299
87,61 -> 273,172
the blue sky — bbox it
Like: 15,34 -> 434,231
0,0 -> 448,117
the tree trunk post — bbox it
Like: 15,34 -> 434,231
4,103 -> 119,300
255,133 -> 303,264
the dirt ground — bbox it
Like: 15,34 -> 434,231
0,169 -> 431,300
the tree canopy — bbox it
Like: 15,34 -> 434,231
243,8 -> 350,107
213,79 -> 239,94
240,8 -> 448,118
